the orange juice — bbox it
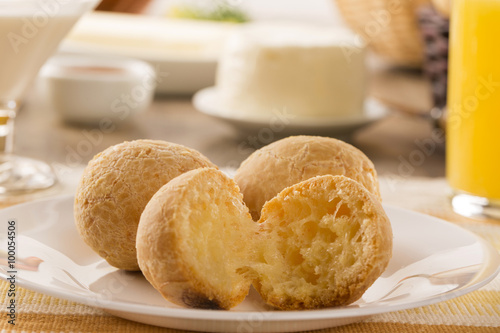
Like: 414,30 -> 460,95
447,0 -> 500,200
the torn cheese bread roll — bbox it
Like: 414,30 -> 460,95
253,175 -> 392,310
137,169 -> 392,311
136,168 -> 257,310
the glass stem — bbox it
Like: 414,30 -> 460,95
0,102 -> 17,154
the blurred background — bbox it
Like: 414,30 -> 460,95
18,0 -> 451,183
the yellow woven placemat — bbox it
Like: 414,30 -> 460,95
1,176 -> 499,332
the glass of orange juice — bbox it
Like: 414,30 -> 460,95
447,0 -> 500,219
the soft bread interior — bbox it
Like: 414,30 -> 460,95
137,168 -> 257,310
252,175 -> 393,310
177,171 -> 256,305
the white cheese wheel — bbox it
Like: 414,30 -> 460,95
216,23 -> 367,118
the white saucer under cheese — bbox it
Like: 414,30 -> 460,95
215,23 -> 367,118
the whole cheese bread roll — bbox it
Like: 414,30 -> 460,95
253,175 -> 392,310
74,140 -> 216,271
136,168 -> 257,310
234,136 -> 381,220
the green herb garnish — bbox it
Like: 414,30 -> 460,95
169,2 -> 249,23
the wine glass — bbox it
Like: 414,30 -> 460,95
0,0 -> 99,194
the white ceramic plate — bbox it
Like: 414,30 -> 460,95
193,87 -> 390,136
0,196 -> 499,332
60,13 -> 236,95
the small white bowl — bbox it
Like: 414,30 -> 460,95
41,54 -> 156,125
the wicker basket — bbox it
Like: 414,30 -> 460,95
432,0 -> 451,17
335,0 -> 430,67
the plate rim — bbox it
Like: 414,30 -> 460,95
1,194 -> 499,323
193,86 -> 390,129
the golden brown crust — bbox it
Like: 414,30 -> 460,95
234,135 -> 381,220
252,175 -> 392,310
136,168 -> 257,310
74,140 -> 216,271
